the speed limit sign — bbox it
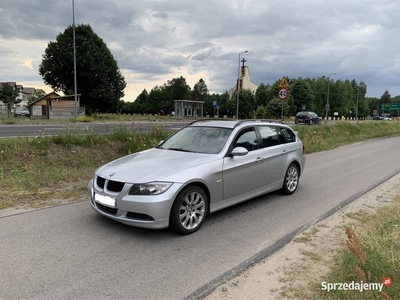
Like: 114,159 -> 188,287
278,87 -> 289,100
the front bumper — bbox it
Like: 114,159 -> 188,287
88,179 -> 184,229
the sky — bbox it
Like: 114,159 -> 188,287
1,0 -> 399,102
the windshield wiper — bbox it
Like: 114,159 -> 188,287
165,147 -> 194,153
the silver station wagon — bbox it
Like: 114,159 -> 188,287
88,120 -> 306,234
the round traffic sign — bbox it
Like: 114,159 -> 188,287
278,87 -> 289,100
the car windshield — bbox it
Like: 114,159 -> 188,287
159,126 -> 232,154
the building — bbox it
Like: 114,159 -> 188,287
29,92 -> 84,118
0,82 -> 36,107
228,58 -> 259,99
174,100 -> 204,118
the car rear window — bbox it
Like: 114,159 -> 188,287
279,128 -> 296,143
258,126 -> 280,148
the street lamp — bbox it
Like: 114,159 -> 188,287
236,50 -> 248,119
356,82 -> 360,123
325,73 -> 336,121
72,0 -> 78,118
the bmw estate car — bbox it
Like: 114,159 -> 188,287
88,119 -> 306,234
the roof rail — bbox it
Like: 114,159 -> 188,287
187,118 -> 237,126
233,119 -> 286,128
185,118 -> 285,128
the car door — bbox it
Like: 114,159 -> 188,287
256,125 -> 290,188
222,127 -> 266,201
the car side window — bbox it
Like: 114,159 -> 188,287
279,127 -> 296,143
258,126 -> 280,147
233,128 -> 259,152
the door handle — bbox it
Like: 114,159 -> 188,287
255,157 -> 264,162
282,150 -> 288,155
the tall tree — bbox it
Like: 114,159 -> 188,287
380,90 -> 391,104
135,89 -> 149,104
236,89 -> 255,119
290,78 -> 315,112
0,83 -> 20,116
39,24 -> 126,113
191,78 -> 208,101
255,83 -> 269,107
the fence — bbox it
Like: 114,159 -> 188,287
0,105 -> 85,119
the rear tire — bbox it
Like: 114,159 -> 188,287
281,163 -> 299,195
169,186 -> 208,235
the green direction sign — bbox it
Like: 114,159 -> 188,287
381,103 -> 400,110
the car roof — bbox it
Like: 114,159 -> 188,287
296,111 -> 313,114
188,119 -> 288,129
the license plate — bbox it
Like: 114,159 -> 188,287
93,192 -> 116,208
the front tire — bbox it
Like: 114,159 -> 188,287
281,163 -> 299,195
169,186 -> 208,234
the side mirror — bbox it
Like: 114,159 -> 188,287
157,140 -> 164,146
231,147 -> 248,157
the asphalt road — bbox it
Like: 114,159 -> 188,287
1,135 -> 400,300
0,121 -> 187,138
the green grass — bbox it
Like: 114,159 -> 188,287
0,124 -> 171,209
315,196 -> 400,300
0,121 -> 398,210
293,121 -> 400,153
0,113 -> 184,124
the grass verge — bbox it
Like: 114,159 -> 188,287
0,124 -> 171,209
314,195 -> 400,300
0,121 -> 399,210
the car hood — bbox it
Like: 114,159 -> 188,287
96,148 -> 219,183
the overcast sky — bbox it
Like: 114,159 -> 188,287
1,0 -> 399,102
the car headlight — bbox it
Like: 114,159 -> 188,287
128,182 -> 173,195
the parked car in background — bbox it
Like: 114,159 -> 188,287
295,111 -> 321,125
372,116 -> 392,120
14,107 -> 30,117
88,119 -> 306,234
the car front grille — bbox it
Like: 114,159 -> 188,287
96,176 -> 125,192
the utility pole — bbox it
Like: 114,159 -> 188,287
325,73 -> 336,121
73,0 -> 78,118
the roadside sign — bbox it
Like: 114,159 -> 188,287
279,76 -> 289,88
278,87 -> 289,100
213,101 -> 217,107
381,103 -> 400,110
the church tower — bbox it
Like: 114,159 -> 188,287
228,58 -> 259,99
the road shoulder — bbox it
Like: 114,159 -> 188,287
205,173 -> 400,300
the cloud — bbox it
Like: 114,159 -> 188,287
0,0 -> 399,100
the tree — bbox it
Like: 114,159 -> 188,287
191,78 -> 208,101
39,24 -> 126,113
236,89 -> 255,119
135,89 -> 148,104
290,78 -> 315,112
0,83 -> 20,116
27,89 -> 46,104
380,90 -> 391,105
255,83 -> 269,107
266,98 -> 289,119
